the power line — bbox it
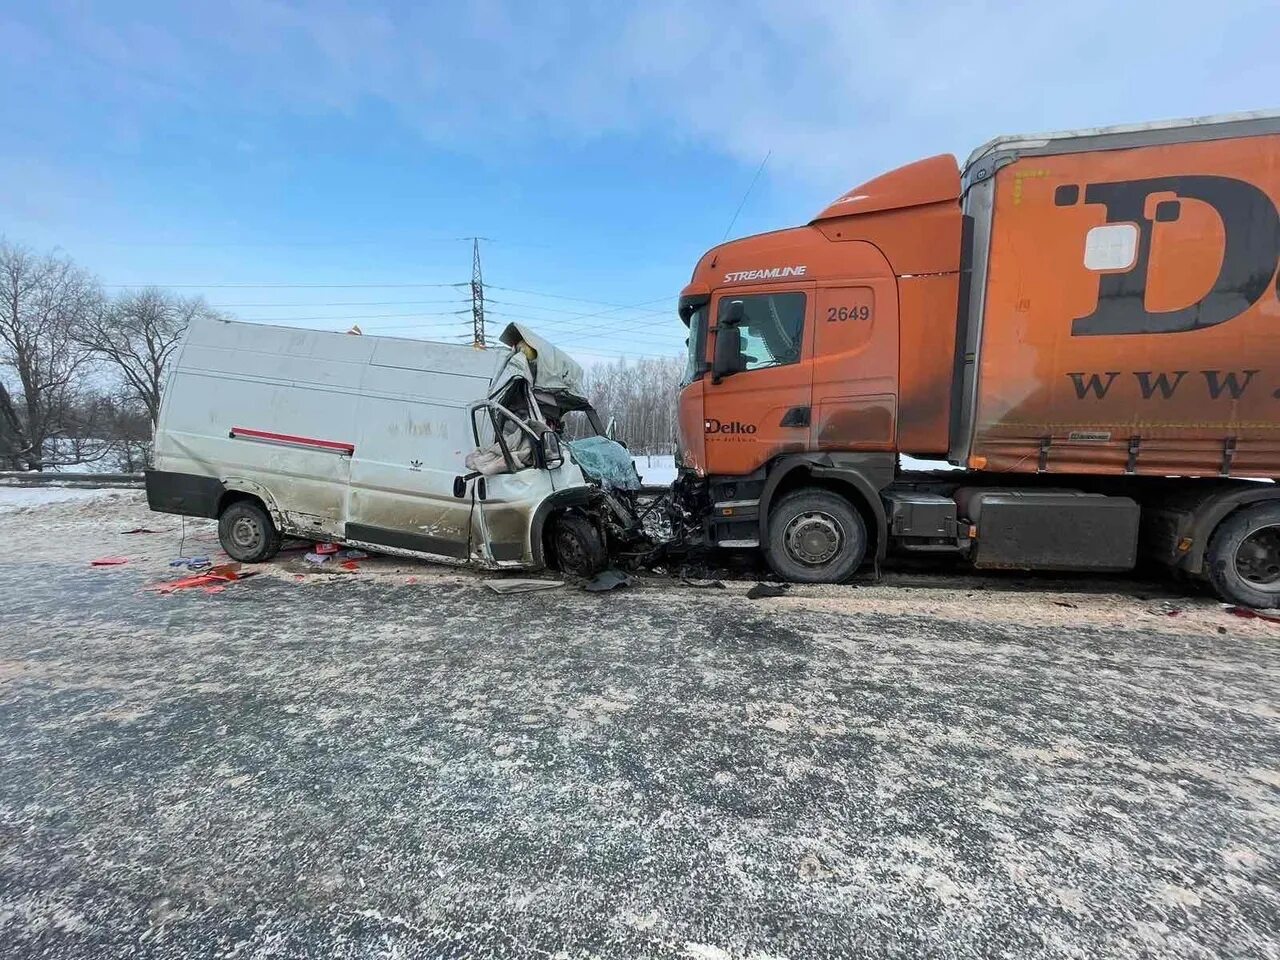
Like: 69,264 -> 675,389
235,310 -> 470,323
486,285 -> 670,310
104,281 -> 469,290
486,297 -> 670,320
95,237 -> 484,248
210,298 -> 472,308
722,149 -> 771,241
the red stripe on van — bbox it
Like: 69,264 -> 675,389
229,427 -> 355,455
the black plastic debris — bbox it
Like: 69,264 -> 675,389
746,582 -> 790,599
584,570 -> 633,592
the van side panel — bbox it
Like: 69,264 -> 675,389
969,133 -> 1280,477
153,319 -> 497,545
156,324 -> 369,527
345,344 -> 494,559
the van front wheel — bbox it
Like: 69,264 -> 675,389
218,499 -> 283,563
551,513 -> 607,578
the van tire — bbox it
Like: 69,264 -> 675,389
1206,502 -> 1280,608
550,513 -> 607,578
765,488 -> 866,584
218,500 -> 282,563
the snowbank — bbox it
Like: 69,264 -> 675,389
0,487 -> 129,513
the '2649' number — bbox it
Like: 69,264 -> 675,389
827,305 -> 870,322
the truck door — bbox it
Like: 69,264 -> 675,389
809,281 -> 898,452
703,286 -> 814,476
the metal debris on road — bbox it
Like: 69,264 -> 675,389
746,582 -> 790,599
485,579 -> 565,595
583,569 -> 633,592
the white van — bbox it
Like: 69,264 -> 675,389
146,317 -> 644,574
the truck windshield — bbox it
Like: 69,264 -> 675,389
681,304 -> 708,385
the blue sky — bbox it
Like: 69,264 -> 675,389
2,1 -> 1278,361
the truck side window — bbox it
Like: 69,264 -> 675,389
719,292 -> 806,371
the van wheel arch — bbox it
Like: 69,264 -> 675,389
217,479 -> 285,526
530,489 -> 597,568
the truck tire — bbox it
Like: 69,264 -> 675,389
551,513 -> 607,578
765,488 -> 866,584
1206,501 -> 1280,608
218,499 -> 282,563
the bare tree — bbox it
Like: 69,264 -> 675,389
574,355 -> 684,455
78,287 -> 212,427
0,241 -> 100,469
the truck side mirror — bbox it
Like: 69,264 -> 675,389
723,299 -> 745,325
712,324 -> 743,384
541,430 -> 564,468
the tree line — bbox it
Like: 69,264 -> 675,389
577,354 -> 684,456
0,240 -> 219,470
1,239 -> 686,471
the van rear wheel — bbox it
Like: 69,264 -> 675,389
218,500 -> 282,563
765,488 -> 866,584
1206,502 -> 1280,608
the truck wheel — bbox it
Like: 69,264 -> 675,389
551,513 -> 607,578
218,499 -> 282,563
765,488 -> 866,583
1206,502 -> 1280,609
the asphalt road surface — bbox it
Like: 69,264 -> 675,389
1,492 -> 1277,958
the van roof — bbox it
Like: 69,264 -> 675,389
963,109 -> 1280,178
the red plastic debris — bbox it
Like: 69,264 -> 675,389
315,542 -> 339,555
151,562 -> 243,594
90,557 -> 129,566
341,560 -> 360,571
1227,605 -> 1280,623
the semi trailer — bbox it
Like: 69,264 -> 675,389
670,110 -> 1280,607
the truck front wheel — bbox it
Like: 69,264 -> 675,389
765,488 -> 866,584
1206,502 -> 1280,609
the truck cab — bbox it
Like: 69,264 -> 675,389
675,155 -> 964,581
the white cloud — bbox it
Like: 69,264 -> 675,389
9,0 -> 1280,190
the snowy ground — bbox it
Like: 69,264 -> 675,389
0,494 -> 1277,959
0,486 -> 128,513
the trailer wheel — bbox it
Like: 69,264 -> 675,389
550,513 -> 607,578
1206,502 -> 1280,608
765,488 -> 866,584
218,499 -> 282,563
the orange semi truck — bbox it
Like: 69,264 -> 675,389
671,111 -> 1280,606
